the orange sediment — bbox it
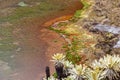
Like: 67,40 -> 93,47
42,0 -> 83,27
42,14 -> 73,27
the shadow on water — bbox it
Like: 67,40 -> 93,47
0,0 -> 83,80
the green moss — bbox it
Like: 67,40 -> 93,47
74,10 -> 83,18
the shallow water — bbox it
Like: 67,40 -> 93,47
0,0 -> 82,80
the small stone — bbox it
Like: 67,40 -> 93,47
16,48 -> 21,52
13,42 -> 19,45
18,1 -> 28,7
10,55 -> 15,58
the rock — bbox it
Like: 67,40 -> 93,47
18,1 -> 28,7
16,47 -> 21,52
111,48 -> 120,55
0,60 -> 11,71
94,49 -> 106,59
94,24 -> 120,34
113,40 -> 120,48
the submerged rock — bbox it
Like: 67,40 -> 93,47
18,1 -> 28,7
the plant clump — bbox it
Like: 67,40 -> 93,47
43,53 -> 120,80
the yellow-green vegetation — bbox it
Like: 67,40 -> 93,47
64,24 -> 80,34
51,23 -> 97,64
72,0 -> 93,22
74,0 -> 91,17
65,24 -> 97,64
49,0 -> 96,64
